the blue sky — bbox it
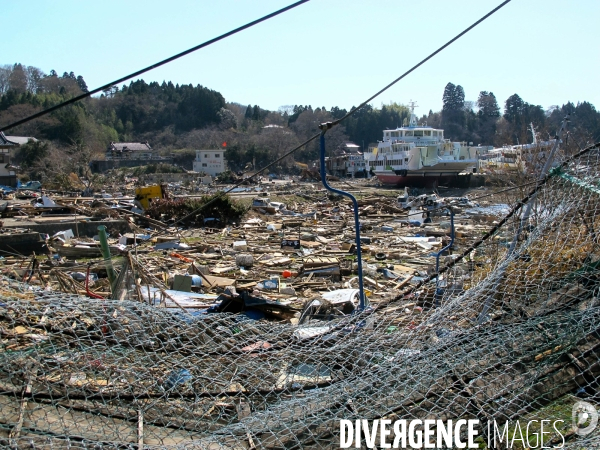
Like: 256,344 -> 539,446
3,0 -> 598,116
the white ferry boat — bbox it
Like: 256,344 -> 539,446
364,103 -> 480,187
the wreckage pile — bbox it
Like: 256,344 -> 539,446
1,144 -> 600,448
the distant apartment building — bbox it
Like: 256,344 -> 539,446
193,150 -> 227,176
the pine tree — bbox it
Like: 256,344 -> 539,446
76,75 -> 89,93
477,91 -> 500,144
442,82 -> 466,140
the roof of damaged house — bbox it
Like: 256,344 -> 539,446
3,135 -> 38,145
0,132 -> 38,148
108,142 -> 152,151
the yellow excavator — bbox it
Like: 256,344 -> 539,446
134,184 -> 168,209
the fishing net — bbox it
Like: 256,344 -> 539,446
1,143 -> 600,449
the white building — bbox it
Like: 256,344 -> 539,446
193,149 -> 227,176
0,132 -> 21,187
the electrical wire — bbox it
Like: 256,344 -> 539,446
1,0 -> 513,238
331,0 -> 512,127
149,0 -> 513,235
0,0 -> 309,133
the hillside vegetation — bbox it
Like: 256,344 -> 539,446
1,63 -> 599,184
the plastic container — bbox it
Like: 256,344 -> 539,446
361,263 -> 377,277
282,270 -> 292,278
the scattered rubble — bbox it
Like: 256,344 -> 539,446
0,177 -> 513,324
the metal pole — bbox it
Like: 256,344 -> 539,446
319,124 -> 366,309
433,207 -> 454,307
97,225 -> 117,293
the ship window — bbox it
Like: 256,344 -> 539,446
405,130 -> 414,136
424,130 -> 431,136
432,131 -> 438,137
385,132 -> 390,137
414,130 -> 423,136
391,131 -> 399,137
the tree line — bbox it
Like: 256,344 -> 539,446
428,82 -> 600,147
1,62 -> 599,185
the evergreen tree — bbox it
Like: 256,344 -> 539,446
76,75 -> 88,93
504,94 -> 525,125
477,91 -> 500,144
442,82 -> 466,140
252,105 -> 261,121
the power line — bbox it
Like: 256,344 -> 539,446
152,0 -> 513,234
332,0 -> 512,126
0,0 -> 309,133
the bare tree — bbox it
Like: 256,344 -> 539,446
252,126 -> 300,170
32,142 -> 104,192
217,108 -> 237,130
25,66 -> 45,94
8,63 -> 27,93
290,109 -> 349,162
0,65 -> 12,94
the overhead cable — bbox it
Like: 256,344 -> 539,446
157,0 -> 514,233
0,0 -> 310,132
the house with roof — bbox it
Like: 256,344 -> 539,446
91,141 -> 174,172
105,142 -> 156,160
326,141 -> 366,178
0,132 -> 20,187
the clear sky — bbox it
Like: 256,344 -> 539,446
3,0 -> 599,116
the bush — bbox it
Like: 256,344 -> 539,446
145,193 -> 248,227
131,164 -> 185,176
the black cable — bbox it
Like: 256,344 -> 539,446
332,0 -> 512,126
377,141 -> 600,309
0,0 -> 310,133
150,0 -> 514,234
149,132 -> 321,231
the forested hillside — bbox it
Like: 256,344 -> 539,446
1,63 -> 599,182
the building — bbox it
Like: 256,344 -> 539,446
0,132 -> 22,187
3,135 -> 38,154
193,150 -> 227,176
326,141 -> 366,178
105,142 -> 156,160
92,141 -> 174,172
